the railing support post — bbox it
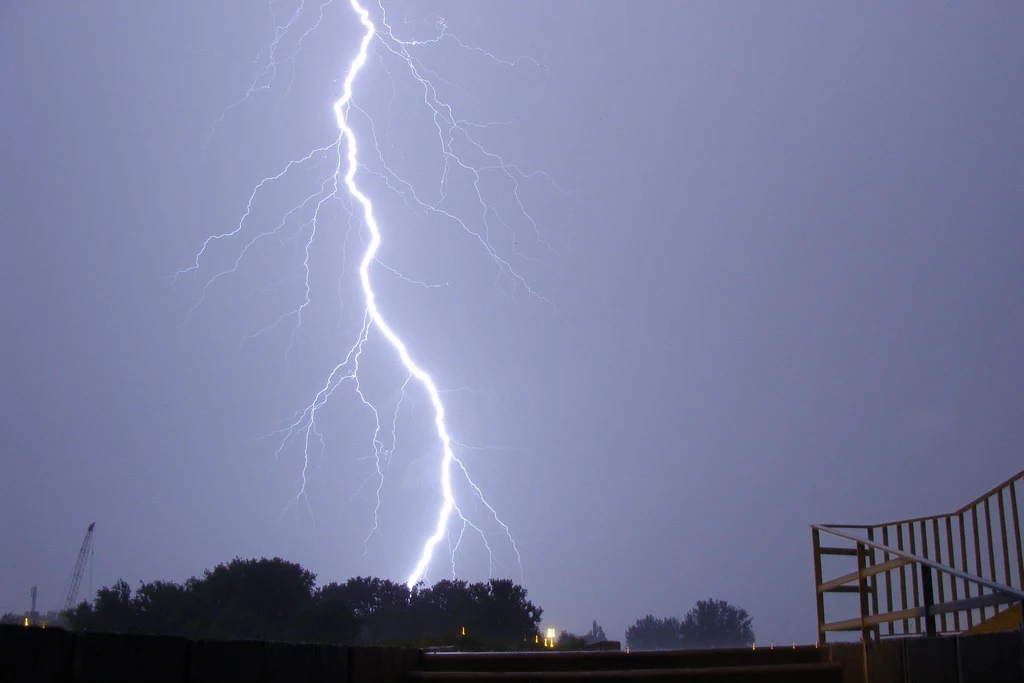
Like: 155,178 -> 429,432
812,527 -> 826,644
921,565 -> 937,637
857,543 -> 872,642
857,542 -> 872,683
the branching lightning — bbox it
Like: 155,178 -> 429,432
180,0 -> 561,589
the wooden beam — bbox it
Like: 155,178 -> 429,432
960,511 -> 973,628
817,557 -> 911,594
945,516 -> 960,631
865,557 -> 913,577
824,594 -> 1017,633
909,523 -> 921,633
868,528 -> 880,639
985,498 -> 997,591
898,524 -> 910,634
883,526 -> 894,636
972,505 -> 984,620
823,608 -> 919,632
921,566 -> 937,636
857,543 -> 871,641
1012,482 -> 1024,589
929,592 -> 1017,616
933,517 -> 946,631
812,528 -> 826,645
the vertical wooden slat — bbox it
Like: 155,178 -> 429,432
945,516 -> 960,631
983,497 -> 991,598
909,522 -> 921,633
919,519 -> 930,560
933,517 -> 946,632
1011,481 -> 1024,589
867,526 -> 879,639
921,565 -> 937,637
857,543 -> 872,643
999,488 -> 1012,587
960,512 -> 974,628
897,524 -> 909,634
812,528 -> 826,645
972,505 -> 985,621
883,525 -> 894,636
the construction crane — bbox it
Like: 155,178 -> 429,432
61,522 -> 95,612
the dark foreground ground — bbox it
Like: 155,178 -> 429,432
1,624 -> 1020,682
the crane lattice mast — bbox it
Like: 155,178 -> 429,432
62,522 -> 95,612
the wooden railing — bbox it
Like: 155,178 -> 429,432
812,470 -> 1024,643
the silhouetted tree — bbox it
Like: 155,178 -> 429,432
91,580 -> 137,633
679,598 -> 754,649
293,582 -> 362,644
467,579 -> 543,644
1,612 -> 21,625
414,578 -> 474,640
586,620 -> 607,644
133,580 -> 192,636
331,576 -> 413,642
556,630 -> 588,650
625,615 -> 681,651
193,557 -> 316,640
61,557 -> 542,649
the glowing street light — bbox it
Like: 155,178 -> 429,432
543,627 -> 557,648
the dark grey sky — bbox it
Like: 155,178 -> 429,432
3,1 -> 1023,645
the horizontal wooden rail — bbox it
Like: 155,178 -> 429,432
823,594 -> 1017,633
817,557 -> 911,593
812,526 -> 1024,601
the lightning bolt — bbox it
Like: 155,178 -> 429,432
181,0 -> 561,589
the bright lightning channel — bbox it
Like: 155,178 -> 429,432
340,2 -> 459,587
181,0 -> 560,589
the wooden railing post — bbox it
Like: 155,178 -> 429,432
959,511 -> 973,628
985,498 -> 997,589
945,516 -> 960,631
972,505 -> 985,621
921,565 -> 937,637
909,525 -> 921,633
857,542 -> 872,642
867,527 -> 880,639
882,526 -> 894,636
1011,482 -> 1024,589
812,527 -> 826,644
897,524 -> 909,634
932,517 -> 947,632
998,489 -> 1012,588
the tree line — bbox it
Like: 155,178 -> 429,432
14,556 -> 755,651
63,557 -> 543,648
624,599 -> 755,651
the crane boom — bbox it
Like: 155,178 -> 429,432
62,522 -> 95,612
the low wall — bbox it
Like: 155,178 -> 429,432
0,625 -> 421,683
825,630 -> 1024,683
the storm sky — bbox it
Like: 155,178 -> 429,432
2,1 -> 1023,645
